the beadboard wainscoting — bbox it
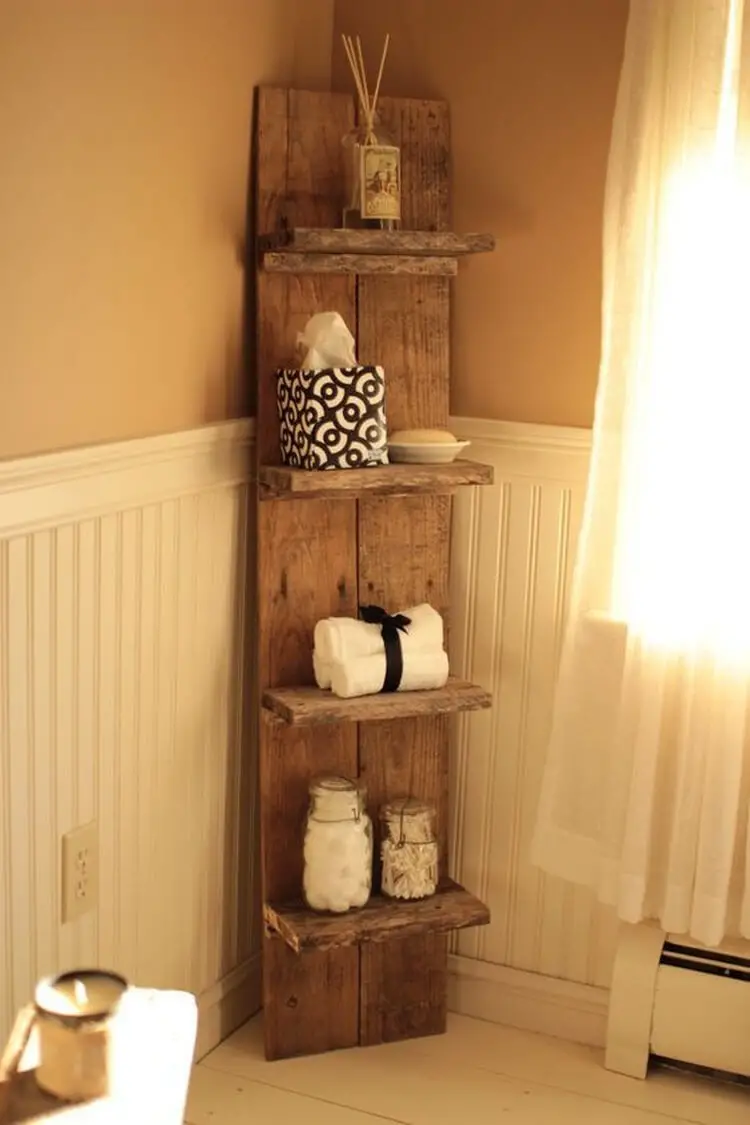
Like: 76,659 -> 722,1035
0,415 -> 617,1056
447,417 -> 618,1045
0,420 -> 258,1057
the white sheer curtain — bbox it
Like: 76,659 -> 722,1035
532,0 -> 750,947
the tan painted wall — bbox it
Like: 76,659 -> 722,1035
333,0 -> 628,427
0,0 -> 333,459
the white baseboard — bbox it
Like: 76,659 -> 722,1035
196,955 -> 262,1061
448,955 -> 609,1049
196,954 -> 608,1058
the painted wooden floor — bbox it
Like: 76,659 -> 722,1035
186,1013 -> 750,1124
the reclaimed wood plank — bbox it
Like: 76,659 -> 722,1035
256,89 -> 355,465
263,251 -> 458,276
262,679 -> 492,726
261,724 -> 360,1059
259,228 -> 495,256
258,497 -> 360,1060
356,96 -> 455,1048
258,460 -> 493,500
357,499 -> 454,1045
264,880 -> 490,954
255,87 -> 362,1061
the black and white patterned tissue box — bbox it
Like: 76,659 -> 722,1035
276,365 -> 389,471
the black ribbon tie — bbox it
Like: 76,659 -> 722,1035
359,605 -> 412,693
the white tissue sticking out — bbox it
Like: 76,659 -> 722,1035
297,311 -> 357,370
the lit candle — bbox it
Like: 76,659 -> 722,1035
36,970 -> 128,1019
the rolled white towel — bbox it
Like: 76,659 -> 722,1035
314,603 -> 443,665
330,648 -> 449,700
313,651 -> 333,690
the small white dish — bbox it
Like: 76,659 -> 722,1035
387,440 -> 471,465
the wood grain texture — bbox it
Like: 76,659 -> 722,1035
255,88 -> 355,465
255,88 -> 361,1060
357,497 -> 453,1045
357,269 -> 450,433
263,252 -> 458,276
259,229 -> 495,255
358,496 -> 451,616
355,96 -> 454,1047
360,932 -> 449,1047
258,500 -> 357,687
356,98 -> 451,433
264,880 -> 489,953
262,679 -> 491,725
257,500 -> 360,1060
258,460 -> 493,500
260,724 -> 359,1060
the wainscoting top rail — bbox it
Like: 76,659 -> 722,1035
0,419 -> 254,537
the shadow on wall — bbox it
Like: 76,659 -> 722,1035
332,0 -> 629,428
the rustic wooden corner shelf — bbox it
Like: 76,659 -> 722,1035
263,678 -> 492,726
260,228 -> 495,276
254,86 -> 495,1062
258,460 -> 493,500
264,880 -> 490,954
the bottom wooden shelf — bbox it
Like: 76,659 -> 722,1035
264,879 -> 490,954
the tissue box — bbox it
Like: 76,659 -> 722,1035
276,365 -> 389,471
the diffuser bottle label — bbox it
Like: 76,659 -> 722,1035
360,144 -> 401,222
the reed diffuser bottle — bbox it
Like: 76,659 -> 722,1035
341,34 -> 401,231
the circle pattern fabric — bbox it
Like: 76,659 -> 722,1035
277,365 -> 389,470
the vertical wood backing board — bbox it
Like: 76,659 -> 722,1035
256,88 -> 355,465
256,88 -> 361,1059
357,501 -> 452,1045
261,724 -> 359,1058
357,98 -> 453,1045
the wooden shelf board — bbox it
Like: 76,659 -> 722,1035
263,251 -> 458,277
260,228 -> 495,257
262,678 -> 492,726
264,879 -> 490,953
259,460 -> 494,500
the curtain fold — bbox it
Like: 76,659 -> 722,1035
532,0 -> 750,947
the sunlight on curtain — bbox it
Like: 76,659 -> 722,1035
533,0 -> 750,946
616,159 -> 750,658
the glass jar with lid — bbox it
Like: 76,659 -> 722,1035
380,797 -> 439,900
303,775 -> 373,914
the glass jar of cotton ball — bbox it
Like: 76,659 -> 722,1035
380,798 -> 439,901
303,775 -> 373,914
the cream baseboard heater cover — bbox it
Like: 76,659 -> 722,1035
606,922 -> 750,1079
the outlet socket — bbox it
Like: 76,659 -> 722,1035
61,821 -> 98,924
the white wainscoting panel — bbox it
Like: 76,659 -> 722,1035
449,418 -> 619,995
1,414 -> 619,1054
0,420 -> 258,1051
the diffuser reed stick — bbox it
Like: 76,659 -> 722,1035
340,32 -> 400,228
342,33 -> 391,145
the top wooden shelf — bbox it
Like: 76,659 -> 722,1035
259,228 -> 496,277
